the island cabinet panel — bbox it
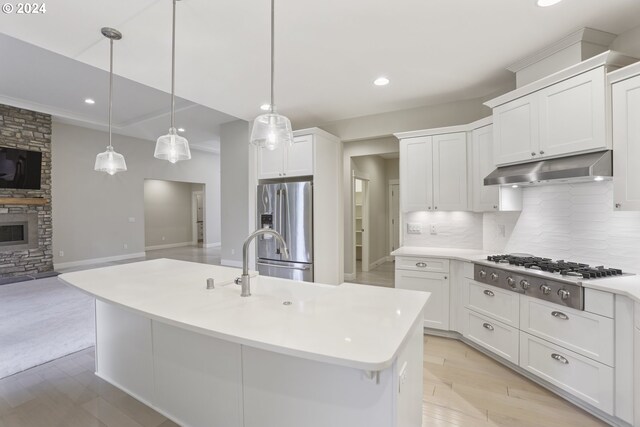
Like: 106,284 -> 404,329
95,301 -> 154,402
635,302 -> 640,427
152,322 -> 243,427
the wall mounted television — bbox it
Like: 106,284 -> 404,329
0,147 -> 42,190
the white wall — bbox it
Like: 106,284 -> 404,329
611,24 -> 640,58
220,120 -> 251,265
485,182 -> 640,273
51,122 -> 221,267
402,211 -> 484,249
143,179 -> 196,248
352,156 -> 389,267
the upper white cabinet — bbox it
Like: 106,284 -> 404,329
486,52 -> 639,167
610,63 -> 640,211
491,67 -> 608,166
399,132 -> 467,212
258,135 -> 313,179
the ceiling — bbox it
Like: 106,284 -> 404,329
0,33 -> 237,151
1,0 -> 640,131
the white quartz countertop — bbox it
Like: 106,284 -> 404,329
391,246 -> 492,262
392,246 -> 640,303
58,259 -> 428,371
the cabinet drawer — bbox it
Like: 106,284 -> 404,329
463,309 -> 518,364
519,332 -> 614,414
520,297 -> 614,366
466,281 -> 519,327
395,256 -> 449,273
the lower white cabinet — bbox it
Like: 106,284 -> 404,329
635,303 -> 640,426
395,268 -> 449,330
463,309 -> 519,364
520,297 -> 614,366
519,332 -> 614,415
465,280 -> 519,327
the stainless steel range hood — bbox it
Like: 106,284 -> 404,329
484,150 -> 612,186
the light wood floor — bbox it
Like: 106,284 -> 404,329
352,260 -> 395,288
0,337 -> 607,427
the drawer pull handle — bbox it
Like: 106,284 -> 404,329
551,311 -> 569,320
416,262 -> 427,268
483,289 -> 495,297
482,323 -> 494,331
551,353 -> 569,364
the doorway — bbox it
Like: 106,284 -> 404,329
389,180 -> 400,253
353,175 -> 369,274
192,190 -> 204,246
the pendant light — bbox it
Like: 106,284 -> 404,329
94,27 -> 127,175
155,0 -> 191,163
250,0 -> 294,151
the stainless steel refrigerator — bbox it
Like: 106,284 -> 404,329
256,181 -> 313,282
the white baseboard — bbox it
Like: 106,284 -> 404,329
54,252 -> 146,270
221,259 -> 242,268
204,242 -> 221,248
368,256 -> 388,270
145,242 -> 193,251
343,272 -> 356,281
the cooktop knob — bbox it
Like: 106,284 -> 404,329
558,289 -> 571,300
540,284 -> 552,295
506,277 -> 516,289
479,270 -> 487,279
490,272 -> 499,282
520,279 -> 530,290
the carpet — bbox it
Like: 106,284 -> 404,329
0,277 -> 95,378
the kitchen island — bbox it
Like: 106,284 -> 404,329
59,259 -> 428,427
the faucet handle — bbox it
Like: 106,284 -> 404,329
206,278 -> 215,289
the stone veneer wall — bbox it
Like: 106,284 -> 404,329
0,104 -> 53,277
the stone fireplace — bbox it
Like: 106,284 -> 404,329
0,104 -> 53,278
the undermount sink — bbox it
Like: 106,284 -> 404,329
221,275 -> 336,303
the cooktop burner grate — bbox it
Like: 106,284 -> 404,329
485,255 -> 624,279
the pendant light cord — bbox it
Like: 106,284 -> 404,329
270,0 -> 275,113
171,0 -> 177,129
108,38 -> 113,148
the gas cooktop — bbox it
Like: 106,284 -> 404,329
484,254 -> 626,280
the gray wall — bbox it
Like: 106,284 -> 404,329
220,119 -> 250,264
143,179 -> 195,248
611,24 -> 640,58
352,155 -> 390,267
51,122 -> 221,266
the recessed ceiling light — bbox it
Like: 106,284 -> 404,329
84,98 -> 95,105
536,0 -> 562,7
511,184 -> 519,188
260,103 -> 271,111
374,77 -> 389,86
177,128 -> 185,132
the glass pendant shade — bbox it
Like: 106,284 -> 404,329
155,127 -> 191,163
95,146 -> 127,175
250,112 -> 293,150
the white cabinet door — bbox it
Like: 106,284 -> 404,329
635,314 -> 640,426
471,125 -> 499,212
613,73 -> 640,211
284,135 -> 314,177
493,94 -> 539,165
258,143 -> 285,179
538,67 -> 607,158
400,137 -> 433,212
432,132 -> 468,211
395,269 -> 449,330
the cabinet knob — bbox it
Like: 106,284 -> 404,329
493,205 -> 498,209
531,152 -> 536,156
434,206 -> 438,210
427,207 -> 431,210
279,173 -> 282,176
539,150 -> 545,155
283,173 -> 286,176
615,203 -> 622,209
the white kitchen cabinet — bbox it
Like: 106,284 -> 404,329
432,133 -> 468,211
395,261 -> 449,331
399,132 -> 467,212
471,125 -> 499,211
489,66 -> 611,166
493,94 -> 540,165
520,332 -> 614,415
257,135 -> 313,179
399,136 -> 432,212
635,303 -> 640,427
463,309 -> 519,364
538,67 -> 606,158
465,280 -> 519,327
611,65 -> 640,211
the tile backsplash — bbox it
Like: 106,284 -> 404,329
403,182 -> 640,273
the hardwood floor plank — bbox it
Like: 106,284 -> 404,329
82,397 -> 145,427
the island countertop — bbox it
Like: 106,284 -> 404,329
59,258 -> 428,371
